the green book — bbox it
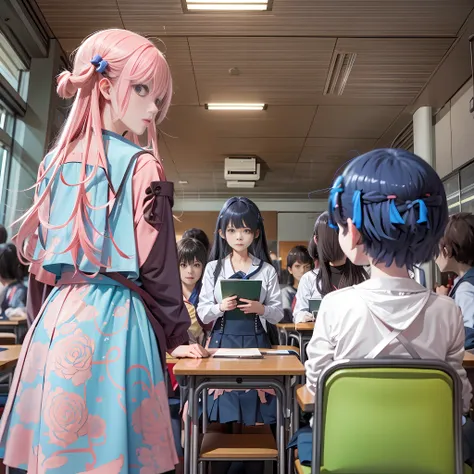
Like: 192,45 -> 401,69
220,279 -> 262,319
309,298 -> 322,316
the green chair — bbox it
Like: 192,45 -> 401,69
309,358 -> 466,474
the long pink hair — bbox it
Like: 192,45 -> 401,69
14,29 -> 173,272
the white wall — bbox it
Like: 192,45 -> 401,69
434,79 -> 474,178
174,198 -> 328,213
277,212 -> 319,241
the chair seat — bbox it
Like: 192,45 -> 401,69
200,433 -> 277,460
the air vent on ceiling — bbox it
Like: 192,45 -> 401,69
392,123 -> 414,152
323,51 -> 357,96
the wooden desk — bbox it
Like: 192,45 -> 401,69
0,318 -> 27,343
294,322 -> 315,332
464,351 -> 474,369
174,354 -> 304,474
296,384 -> 314,413
0,345 -> 21,371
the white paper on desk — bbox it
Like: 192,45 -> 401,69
213,348 -> 262,358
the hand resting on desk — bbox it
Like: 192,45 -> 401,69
170,343 -> 209,359
294,311 -> 315,323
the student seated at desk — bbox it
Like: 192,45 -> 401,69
177,237 -> 210,345
293,212 -> 367,323
0,243 -> 27,319
291,149 -> 474,465
280,245 -> 313,322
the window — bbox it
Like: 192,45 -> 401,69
444,174 -> 460,215
0,144 -> 8,205
0,30 -> 28,98
443,159 -> 474,215
460,162 -> 474,213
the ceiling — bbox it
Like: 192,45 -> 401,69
35,0 -> 474,199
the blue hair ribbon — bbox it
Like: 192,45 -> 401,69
352,190 -> 363,229
388,198 -> 405,225
408,199 -> 428,224
328,175 -> 344,229
90,54 -> 108,74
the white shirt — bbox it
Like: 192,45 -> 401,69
305,277 -> 472,414
293,270 -> 321,319
197,254 -> 284,330
453,276 -> 474,328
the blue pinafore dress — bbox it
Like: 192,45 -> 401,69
207,262 -> 277,425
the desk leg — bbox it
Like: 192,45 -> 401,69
202,388 -> 208,434
298,333 -> 304,363
276,383 -> 286,474
191,377 -> 199,474
184,377 -> 194,474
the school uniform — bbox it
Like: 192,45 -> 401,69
448,268 -> 474,349
293,270 -> 320,319
280,285 -> 297,322
290,277 -> 472,465
0,281 -> 27,318
197,254 -> 284,424
449,268 -> 474,329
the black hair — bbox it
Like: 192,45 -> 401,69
0,243 -> 27,281
0,225 -> 7,245
315,212 -> 368,297
329,148 -> 448,269
286,245 -> 313,286
182,228 -> 210,254
177,238 -> 208,268
209,197 -> 271,282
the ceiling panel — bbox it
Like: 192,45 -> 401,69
335,38 -> 454,105
299,138 -> 376,163
117,0 -> 471,38
156,37 -> 199,106
160,106 -> 316,139
188,37 -> 335,105
162,137 -> 305,164
36,0 -> 123,37
37,0 -> 472,41
309,106 -> 404,139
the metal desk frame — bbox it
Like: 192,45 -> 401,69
183,373 -> 297,474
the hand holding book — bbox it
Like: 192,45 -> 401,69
237,298 -> 264,315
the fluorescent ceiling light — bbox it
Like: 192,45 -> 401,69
178,180 -> 189,185
186,0 -> 269,11
206,103 -> 266,110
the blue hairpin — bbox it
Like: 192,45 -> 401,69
90,54 -> 108,74
408,199 -> 428,224
352,190 -> 363,229
388,196 -> 405,225
328,175 -> 344,229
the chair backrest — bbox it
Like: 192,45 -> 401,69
312,358 -> 464,474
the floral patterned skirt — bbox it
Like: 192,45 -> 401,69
0,282 -> 178,473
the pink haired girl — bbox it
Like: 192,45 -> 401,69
0,28 -> 207,474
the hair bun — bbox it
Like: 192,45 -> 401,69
56,70 -> 78,99
56,65 -> 96,99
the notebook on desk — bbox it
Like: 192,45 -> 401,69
213,348 -> 263,359
220,280 -> 262,318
